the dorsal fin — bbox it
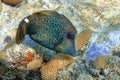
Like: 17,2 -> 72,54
54,4 -> 62,12
16,17 -> 29,44
31,4 -> 62,16
54,0 -> 62,12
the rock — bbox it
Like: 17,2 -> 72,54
77,73 -> 93,80
2,0 -> 23,6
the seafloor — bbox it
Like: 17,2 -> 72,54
0,0 -> 120,80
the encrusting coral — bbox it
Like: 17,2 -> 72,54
94,55 -> 108,69
0,45 -> 74,80
41,54 -> 74,80
76,29 -> 93,51
17,52 -> 43,70
26,52 -> 43,70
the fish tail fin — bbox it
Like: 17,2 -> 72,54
16,17 -> 29,44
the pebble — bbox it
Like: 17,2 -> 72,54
2,0 -> 23,6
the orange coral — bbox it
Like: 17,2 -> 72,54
27,58 -> 43,70
41,54 -> 74,80
17,52 -> 43,70
27,53 -> 43,70
76,29 -> 93,51
15,52 -> 34,66
23,52 -> 34,62
94,55 -> 107,69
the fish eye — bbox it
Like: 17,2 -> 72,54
67,32 -> 75,39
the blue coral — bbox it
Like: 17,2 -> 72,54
87,41 -> 110,60
87,30 -> 120,61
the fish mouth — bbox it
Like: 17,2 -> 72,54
55,44 -> 77,57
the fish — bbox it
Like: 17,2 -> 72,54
16,10 -> 77,56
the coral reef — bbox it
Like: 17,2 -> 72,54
0,0 -> 120,80
0,44 -> 43,70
